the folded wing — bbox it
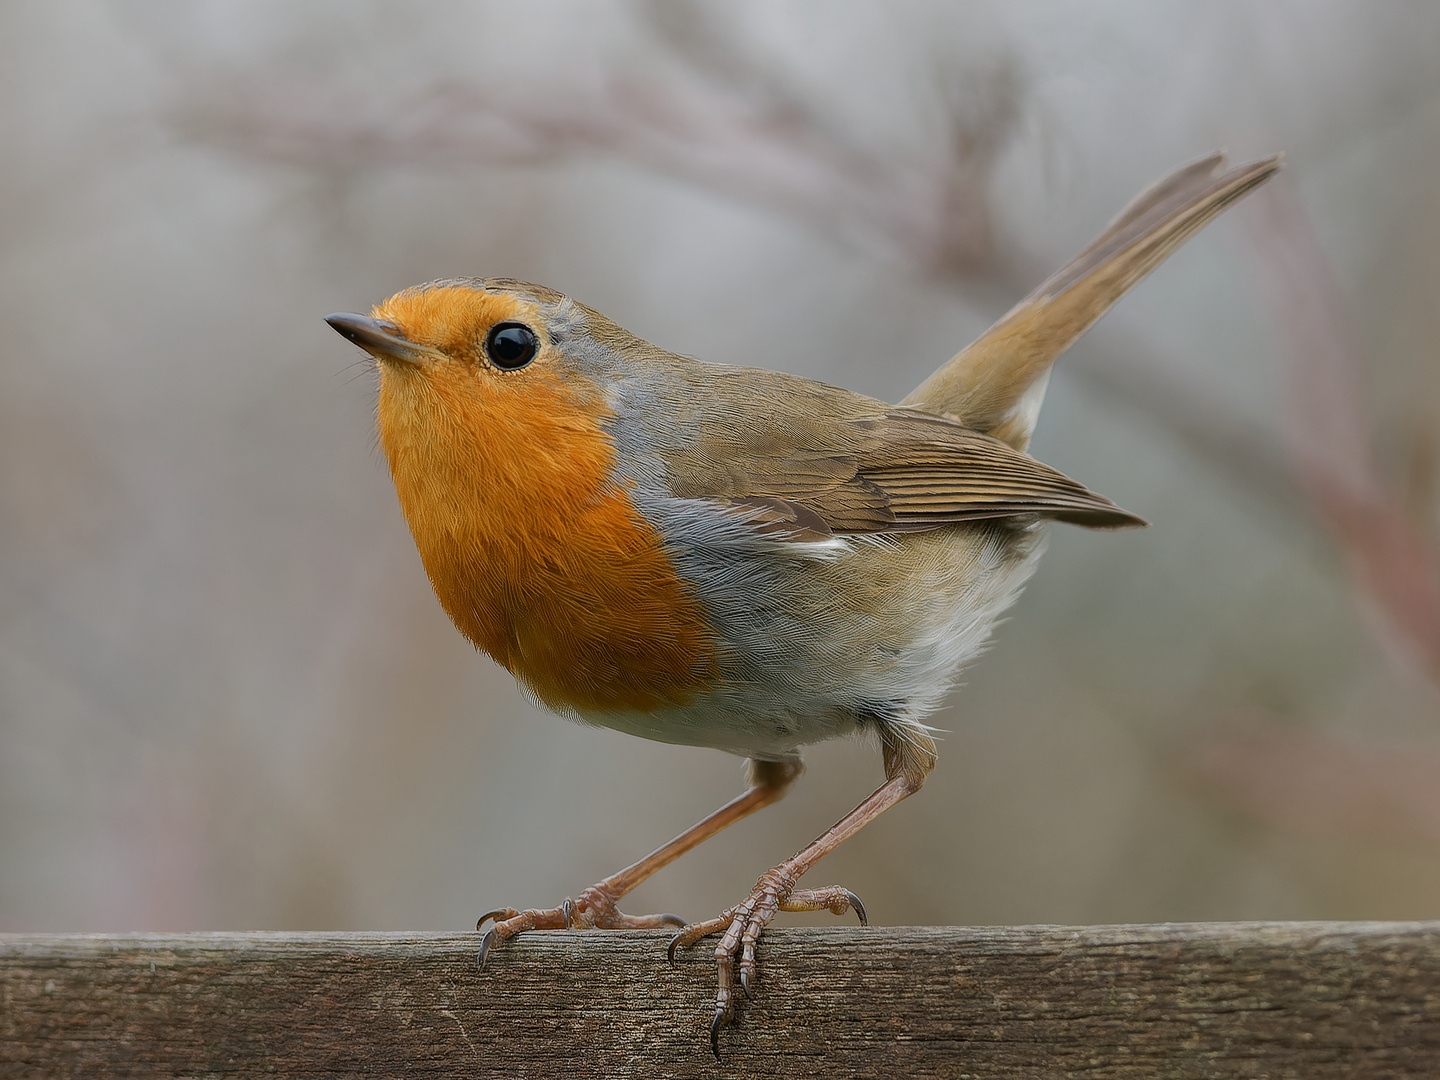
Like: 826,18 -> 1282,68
659,384 -> 1144,538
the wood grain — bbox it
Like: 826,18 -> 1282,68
4,923 -> 1438,1078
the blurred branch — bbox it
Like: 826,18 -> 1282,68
172,3 -> 1016,279
1248,182 -> 1440,686
1179,190 -> 1440,839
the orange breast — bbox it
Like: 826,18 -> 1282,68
374,328 -> 717,714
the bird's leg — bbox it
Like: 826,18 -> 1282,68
671,729 -> 935,1058
477,757 -> 803,968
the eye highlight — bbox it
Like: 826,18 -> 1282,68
485,322 -> 539,370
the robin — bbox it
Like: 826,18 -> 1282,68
327,151 -> 1280,1055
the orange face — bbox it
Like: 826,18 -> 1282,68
365,283 -> 717,714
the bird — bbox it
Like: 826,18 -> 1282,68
326,150 -> 1280,1056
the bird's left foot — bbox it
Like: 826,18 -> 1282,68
668,862 -> 866,1058
475,883 -> 685,969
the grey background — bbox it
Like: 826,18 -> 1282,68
3,1 -> 1439,933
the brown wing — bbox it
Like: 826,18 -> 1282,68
852,410 -> 1145,530
659,373 -> 1143,536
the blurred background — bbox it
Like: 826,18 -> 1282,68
3,0 -> 1440,933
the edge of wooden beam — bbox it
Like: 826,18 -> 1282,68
4,922 -> 1439,1078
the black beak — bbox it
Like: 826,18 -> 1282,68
325,313 -> 434,367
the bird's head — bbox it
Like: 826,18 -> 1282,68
326,278 -> 644,514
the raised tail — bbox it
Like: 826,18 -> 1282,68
902,152 -> 1283,449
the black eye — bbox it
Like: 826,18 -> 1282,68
485,322 -> 539,370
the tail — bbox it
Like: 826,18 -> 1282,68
903,152 -> 1283,450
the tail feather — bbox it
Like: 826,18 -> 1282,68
902,152 -> 1283,449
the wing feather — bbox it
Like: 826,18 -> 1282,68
660,394 -> 1144,537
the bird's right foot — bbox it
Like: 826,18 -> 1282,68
667,862 -> 867,1059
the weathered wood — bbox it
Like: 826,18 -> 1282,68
2,923 -> 1437,1078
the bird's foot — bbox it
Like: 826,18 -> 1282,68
667,862 -> 866,1059
475,884 -> 685,969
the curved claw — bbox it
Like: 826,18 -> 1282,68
657,912 -> 686,928
667,930 -> 686,965
709,1011 -> 725,1061
846,890 -> 868,926
475,908 -> 515,931
475,927 -> 498,971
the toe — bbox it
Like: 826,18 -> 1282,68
739,936 -> 757,998
475,907 -> 519,930
780,884 -> 867,923
596,909 -> 687,930
666,913 -> 734,962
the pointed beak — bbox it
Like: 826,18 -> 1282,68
325,313 -> 437,368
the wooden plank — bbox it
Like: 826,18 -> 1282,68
3,923 -> 1438,1078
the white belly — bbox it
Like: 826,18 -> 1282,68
575,515 -> 1048,760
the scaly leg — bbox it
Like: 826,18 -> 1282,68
476,757 -> 804,968
670,730 -> 935,1058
